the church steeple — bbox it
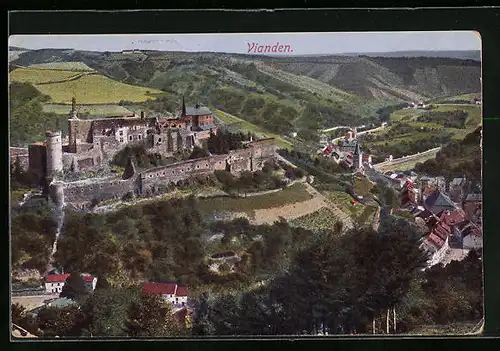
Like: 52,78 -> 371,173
181,95 -> 186,116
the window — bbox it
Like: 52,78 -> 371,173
120,138 -> 124,142
119,131 -> 123,136
158,138 -> 162,142
129,135 -> 133,141
182,302 -> 185,306
138,135 -> 142,140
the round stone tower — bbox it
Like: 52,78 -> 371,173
45,131 -> 63,178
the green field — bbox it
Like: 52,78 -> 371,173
10,66 -> 165,104
197,183 -> 312,214
28,61 -> 95,71
289,207 -> 338,231
34,74 -> 164,104
43,103 -> 134,116
10,67 -> 80,84
214,109 -> 293,150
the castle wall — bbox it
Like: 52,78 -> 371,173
28,144 -> 46,179
63,177 -> 136,207
140,154 -> 228,193
9,147 -> 29,172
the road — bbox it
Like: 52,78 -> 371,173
372,147 -> 441,171
327,126 -> 386,143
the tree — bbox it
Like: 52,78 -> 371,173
124,292 -> 182,337
189,146 -> 209,160
60,272 -> 88,301
36,305 -> 83,338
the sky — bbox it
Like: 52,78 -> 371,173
9,31 -> 481,56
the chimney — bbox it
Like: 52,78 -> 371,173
181,96 -> 186,116
140,111 -> 145,120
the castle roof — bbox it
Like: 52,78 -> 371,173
184,105 -> 212,116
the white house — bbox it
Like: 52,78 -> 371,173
143,282 -> 189,309
44,273 -> 98,294
44,274 -> 70,294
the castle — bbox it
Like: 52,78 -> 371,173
11,97 -> 276,209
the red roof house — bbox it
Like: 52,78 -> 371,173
45,274 -> 70,283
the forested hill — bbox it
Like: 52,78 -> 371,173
11,49 -> 480,103
10,49 -> 480,140
414,126 -> 482,183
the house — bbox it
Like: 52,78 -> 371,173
82,275 -> 98,292
424,190 -> 456,216
44,274 -> 70,294
463,193 -> 482,225
142,282 -> 189,309
448,177 -> 467,202
44,273 -> 98,294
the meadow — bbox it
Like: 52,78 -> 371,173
10,67 -> 81,85
34,74 -> 164,104
214,109 -> 293,150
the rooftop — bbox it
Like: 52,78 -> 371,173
143,282 -> 188,297
184,105 -> 212,116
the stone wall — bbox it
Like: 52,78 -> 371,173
9,147 -> 29,172
140,154 -> 228,193
63,176 -> 136,206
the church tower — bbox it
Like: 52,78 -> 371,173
181,96 -> 186,117
352,142 -> 363,172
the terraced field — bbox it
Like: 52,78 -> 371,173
289,207 -> 338,231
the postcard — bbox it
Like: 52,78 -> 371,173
9,30 -> 483,339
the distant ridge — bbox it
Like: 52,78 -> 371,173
337,50 -> 480,61
9,46 -> 31,51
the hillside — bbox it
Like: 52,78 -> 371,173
414,126 -> 481,182
10,48 -> 480,144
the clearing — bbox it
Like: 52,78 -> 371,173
11,294 -> 59,312
213,109 -> 293,150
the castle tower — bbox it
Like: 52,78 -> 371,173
352,142 -> 363,171
45,131 -> 63,178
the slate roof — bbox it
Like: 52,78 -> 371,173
465,193 -> 482,202
184,106 -> 212,116
424,190 -> 456,215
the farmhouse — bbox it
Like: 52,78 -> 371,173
142,282 -> 189,309
44,273 -> 97,294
